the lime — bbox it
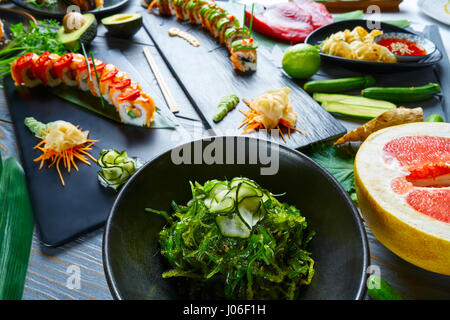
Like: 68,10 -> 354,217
425,114 -> 444,122
282,44 -> 321,79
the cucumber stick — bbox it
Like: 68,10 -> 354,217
322,101 -> 388,119
367,275 -> 404,300
313,93 -> 396,109
304,75 -> 376,93
362,83 -> 441,102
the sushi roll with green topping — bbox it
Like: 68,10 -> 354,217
206,7 -> 227,37
224,26 -> 250,51
216,15 -> 239,44
198,2 -> 216,29
185,0 -> 206,24
148,0 -> 173,15
230,38 -> 257,72
173,0 -> 189,20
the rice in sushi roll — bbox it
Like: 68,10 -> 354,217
230,38 -> 257,72
11,52 -> 41,87
76,58 -> 106,92
53,53 -> 85,87
109,78 -> 142,109
224,26 -> 250,51
173,0 -> 189,21
198,2 -> 216,29
87,63 -> 113,97
185,0 -> 205,24
206,8 -> 227,37
116,90 -> 156,127
216,15 -> 238,44
36,53 -> 62,87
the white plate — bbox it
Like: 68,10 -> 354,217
418,0 -> 450,26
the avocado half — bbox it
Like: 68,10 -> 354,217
57,13 -> 98,51
101,13 -> 143,38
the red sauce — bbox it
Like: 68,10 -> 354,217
378,38 -> 426,56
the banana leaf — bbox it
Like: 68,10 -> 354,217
50,86 -> 178,129
0,156 -> 34,300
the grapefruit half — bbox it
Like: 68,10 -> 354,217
355,122 -> 450,275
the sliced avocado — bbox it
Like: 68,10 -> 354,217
101,13 -> 143,38
57,13 -> 98,51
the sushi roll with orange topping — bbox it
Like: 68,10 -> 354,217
116,90 -> 156,127
76,58 -> 106,91
11,52 -> 41,87
53,53 -> 86,87
34,53 -> 62,87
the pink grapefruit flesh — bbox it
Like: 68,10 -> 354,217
383,136 -> 450,223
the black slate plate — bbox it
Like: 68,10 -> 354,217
305,20 -> 443,73
10,0 -> 128,18
143,6 -> 346,150
103,136 -> 370,300
4,48 -> 183,247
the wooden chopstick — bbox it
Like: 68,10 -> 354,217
143,47 -> 180,114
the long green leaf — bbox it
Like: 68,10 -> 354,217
50,86 -> 178,129
0,157 -> 34,300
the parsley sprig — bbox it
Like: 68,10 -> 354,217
0,20 -> 67,78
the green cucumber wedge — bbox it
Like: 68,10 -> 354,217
313,93 -> 396,109
322,101 -> 390,119
367,275 -> 404,300
304,75 -> 376,93
362,83 -> 441,102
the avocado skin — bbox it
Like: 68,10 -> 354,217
57,14 -> 98,51
101,14 -> 143,38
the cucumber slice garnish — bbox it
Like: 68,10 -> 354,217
96,149 -> 145,191
216,214 -> 251,238
210,196 -> 235,214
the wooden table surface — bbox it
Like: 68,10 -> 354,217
0,0 -> 449,300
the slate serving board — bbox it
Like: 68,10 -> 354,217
143,6 -> 347,150
5,47 -> 183,247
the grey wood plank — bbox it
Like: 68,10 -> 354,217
0,0 -> 448,300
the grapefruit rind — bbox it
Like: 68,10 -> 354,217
355,122 -> 450,275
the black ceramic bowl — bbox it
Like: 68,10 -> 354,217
103,136 -> 369,300
305,19 -> 442,73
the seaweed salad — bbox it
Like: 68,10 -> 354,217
146,177 -> 316,300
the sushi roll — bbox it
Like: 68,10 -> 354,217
53,53 -> 86,87
173,0 -> 189,21
11,52 -> 41,87
198,2 -> 216,29
224,26 -> 250,51
206,8 -> 227,37
87,63 -> 113,97
98,68 -> 123,104
185,0 -> 205,24
76,57 -> 106,92
230,38 -> 257,72
109,78 -> 142,109
116,91 -> 156,127
37,53 -> 62,87
157,0 -> 173,15
216,15 -> 238,44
